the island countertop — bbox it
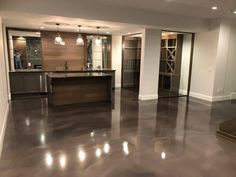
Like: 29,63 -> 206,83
47,72 -> 112,79
9,69 -> 115,73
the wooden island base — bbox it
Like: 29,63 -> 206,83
47,73 -> 112,106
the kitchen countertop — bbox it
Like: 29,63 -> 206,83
47,72 -> 112,79
9,69 -> 115,73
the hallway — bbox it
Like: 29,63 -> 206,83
0,89 -> 236,177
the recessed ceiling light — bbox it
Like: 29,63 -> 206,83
40,26 -> 44,29
106,32 -> 110,34
211,6 -> 218,10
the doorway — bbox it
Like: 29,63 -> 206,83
158,31 -> 194,98
121,34 -> 142,92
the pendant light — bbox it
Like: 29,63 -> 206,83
60,41 -> 65,46
95,27 -> 102,46
54,23 -> 65,45
76,25 -> 84,45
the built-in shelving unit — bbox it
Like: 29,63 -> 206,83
159,34 -> 183,91
122,36 -> 141,89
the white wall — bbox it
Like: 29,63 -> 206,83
112,35 -> 122,88
190,18 -> 236,102
223,21 -> 236,100
190,20 -> 220,101
0,17 -> 9,156
139,29 -> 161,100
179,34 -> 192,95
212,19 -> 232,100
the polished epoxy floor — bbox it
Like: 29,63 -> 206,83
0,89 -> 236,177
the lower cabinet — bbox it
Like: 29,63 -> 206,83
97,71 -> 115,88
9,70 -> 115,95
9,72 -> 46,94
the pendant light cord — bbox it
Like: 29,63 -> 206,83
56,23 -> 60,36
97,27 -> 100,39
78,25 -> 81,33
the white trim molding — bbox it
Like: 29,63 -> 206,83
190,91 -> 232,102
0,103 -> 9,158
179,89 -> 188,95
212,95 -> 231,102
115,84 -> 121,88
189,92 -> 213,102
231,92 -> 236,100
139,94 -> 158,101
8,94 -> 11,101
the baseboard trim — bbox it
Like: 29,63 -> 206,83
139,94 -> 158,101
190,92 -> 232,102
0,102 -> 9,158
8,94 -> 11,101
179,89 -> 188,95
231,92 -> 236,100
212,95 -> 231,102
189,92 -> 213,102
115,84 -> 121,88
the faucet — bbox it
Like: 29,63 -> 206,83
64,61 -> 68,71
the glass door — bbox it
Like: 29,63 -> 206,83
122,34 -> 142,92
158,31 -> 194,98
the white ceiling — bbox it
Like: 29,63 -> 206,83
1,12 -> 144,35
1,0 -> 236,34
83,0 -> 236,19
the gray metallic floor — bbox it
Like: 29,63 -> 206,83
0,89 -> 236,177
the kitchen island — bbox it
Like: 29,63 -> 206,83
47,73 -> 112,106
9,69 -> 115,95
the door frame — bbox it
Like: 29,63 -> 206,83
159,30 -> 195,98
121,33 -> 142,89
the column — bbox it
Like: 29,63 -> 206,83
139,29 -> 161,100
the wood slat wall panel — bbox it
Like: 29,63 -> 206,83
41,31 -> 85,70
48,77 -> 112,106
